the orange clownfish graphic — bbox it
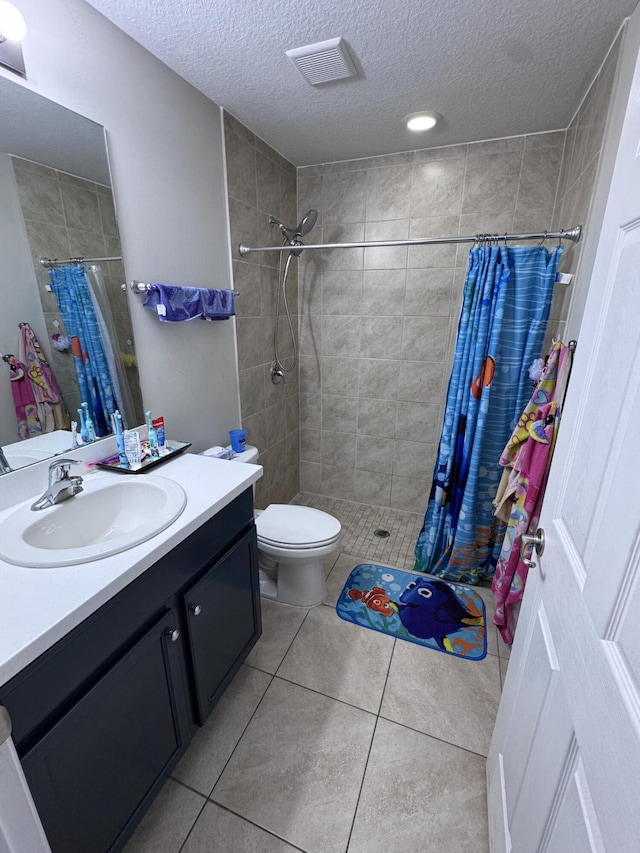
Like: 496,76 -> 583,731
471,356 -> 495,399
348,586 -> 398,617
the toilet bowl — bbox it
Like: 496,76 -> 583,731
230,446 -> 341,606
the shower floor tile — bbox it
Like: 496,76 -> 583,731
292,492 -> 424,570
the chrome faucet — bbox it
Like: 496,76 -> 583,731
31,459 -> 84,511
0,448 -> 11,475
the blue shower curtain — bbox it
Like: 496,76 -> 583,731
414,244 -> 562,584
48,264 -> 120,435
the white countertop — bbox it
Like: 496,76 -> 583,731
0,453 -> 262,688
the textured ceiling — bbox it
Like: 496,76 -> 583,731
87,0 -> 636,166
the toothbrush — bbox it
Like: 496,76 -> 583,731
146,410 -> 159,457
82,402 -> 96,442
114,411 -> 128,466
77,407 -> 88,444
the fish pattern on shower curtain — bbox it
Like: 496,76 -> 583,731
413,244 -> 562,584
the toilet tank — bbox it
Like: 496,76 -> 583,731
229,444 -> 260,464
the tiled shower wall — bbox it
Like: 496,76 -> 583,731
12,157 -> 142,420
296,132 -> 565,512
224,112 -> 299,510
546,29 -> 622,345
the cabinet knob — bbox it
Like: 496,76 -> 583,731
190,604 -> 202,616
167,628 -> 180,642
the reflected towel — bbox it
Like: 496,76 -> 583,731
143,284 -> 236,322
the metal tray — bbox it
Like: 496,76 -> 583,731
96,440 -> 192,473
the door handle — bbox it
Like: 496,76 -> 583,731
520,528 -> 545,569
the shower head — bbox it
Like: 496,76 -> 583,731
297,209 -> 318,237
268,210 -> 318,242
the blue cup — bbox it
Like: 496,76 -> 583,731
229,429 -> 246,453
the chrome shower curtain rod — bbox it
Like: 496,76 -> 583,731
39,255 -> 123,268
239,225 -> 582,256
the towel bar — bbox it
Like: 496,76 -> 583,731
129,281 -> 239,296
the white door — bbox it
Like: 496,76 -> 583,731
487,14 -> 640,853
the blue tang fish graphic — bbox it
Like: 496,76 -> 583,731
398,577 -> 483,651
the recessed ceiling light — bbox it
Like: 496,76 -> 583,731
405,111 -> 441,132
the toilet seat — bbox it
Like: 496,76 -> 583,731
256,504 -> 341,550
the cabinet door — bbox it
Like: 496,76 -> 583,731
21,610 -> 187,853
184,529 -> 260,724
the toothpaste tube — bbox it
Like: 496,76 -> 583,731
152,416 -> 166,455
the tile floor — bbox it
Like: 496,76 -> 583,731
124,499 -> 509,853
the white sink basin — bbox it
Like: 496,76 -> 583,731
0,474 -> 187,568
3,448 -> 52,469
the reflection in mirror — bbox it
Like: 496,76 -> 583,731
0,76 -> 143,473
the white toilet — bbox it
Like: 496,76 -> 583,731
231,445 -> 341,606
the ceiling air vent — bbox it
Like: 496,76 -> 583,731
286,37 -> 358,86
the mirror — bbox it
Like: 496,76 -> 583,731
0,75 -> 143,472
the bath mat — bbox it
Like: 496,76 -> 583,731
336,564 -> 487,660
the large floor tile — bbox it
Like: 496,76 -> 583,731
245,598 -> 309,674
380,640 -> 501,756
182,802 -> 300,853
348,718 -> 488,853
172,665 -> 272,795
324,553 -> 368,607
212,678 -> 376,853
122,779 -> 205,853
277,604 -> 395,713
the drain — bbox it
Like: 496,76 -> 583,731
374,528 -> 390,538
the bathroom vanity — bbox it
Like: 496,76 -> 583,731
0,453 -> 263,853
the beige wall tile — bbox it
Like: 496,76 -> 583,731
365,165 -> 413,221
362,269 -> 406,315
411,159 -> 465,218
461,151 -> 522,215
224,113 -> 299,507
358,358 -> 400,400
321,394 -> 358,433
288,124 -> 591,511
321,430 -> 357,468
356,434 -> 394,474
321,356 -> 359,397
354,470 -> 392,506
323,171 -> 366,223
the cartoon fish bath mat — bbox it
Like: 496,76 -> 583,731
336,564 -> 487,660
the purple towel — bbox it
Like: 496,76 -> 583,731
143,284 -> 235,322
201,288 -> 235,320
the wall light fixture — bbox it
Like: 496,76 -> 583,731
0,1 -> 27,77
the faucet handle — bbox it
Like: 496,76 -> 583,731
48,458 -> 81,483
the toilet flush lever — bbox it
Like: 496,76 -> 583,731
190,604 -> 202,616
520,528 -> 545,570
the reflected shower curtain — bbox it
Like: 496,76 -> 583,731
85,264 -> 136,430
48,264 -> 126,436
414,244 -> 562,584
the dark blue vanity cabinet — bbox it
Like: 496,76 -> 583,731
0,488 -> 261,853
